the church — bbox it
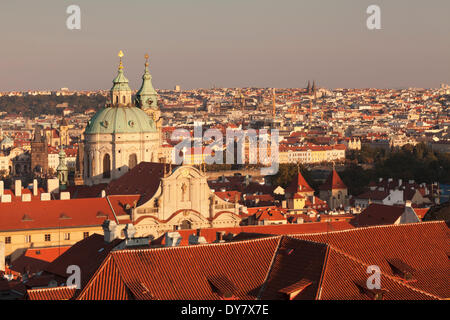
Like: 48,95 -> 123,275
82,52 -> 164,185
78,52 -> 244,237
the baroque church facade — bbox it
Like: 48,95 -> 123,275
82,52 -> 164,185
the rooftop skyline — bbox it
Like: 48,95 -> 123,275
1,0 -> 449,91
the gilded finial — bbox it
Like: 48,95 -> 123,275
145,53 -> 149,67
118,50 -> 124,70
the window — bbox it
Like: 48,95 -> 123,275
5,237 -> 11,244
64,233 -> 70,241
103,154 -> 111,178
25,235 -> 31,243
83,232 -> 89,239
45,234 -> 51,242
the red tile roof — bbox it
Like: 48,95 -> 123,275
293,221 -> 450,299
350,203 -> 405,227
27,222 -> 449,300
26,286 -> 77,300
285,172 -> 314,194
78,237 -> 281,300
320,169 -> 347,191
0,198 -> 115,232
106,162 -> 175,206
43,234 -> 123,289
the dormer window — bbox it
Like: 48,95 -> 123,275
279,279 -> 313,300
387,258 -> 415,281
207,275 -> 237,300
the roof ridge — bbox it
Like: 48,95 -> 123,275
112,235 -> 283,255
289,220 -> 445,238
27,285 -> 78,293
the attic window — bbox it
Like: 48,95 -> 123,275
279,279 -> 313,300
207,275 -> 237,300
387,258 -> 415,281
354,280 -> 387,300
21,214 -> 33,222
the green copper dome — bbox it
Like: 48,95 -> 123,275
84,106 -> 156,134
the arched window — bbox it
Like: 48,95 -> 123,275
128,153 -> 137,170
180,220 -> 192,230
123,96 -> 126,104
103,154 -> 111,179
115,96 -> 119,104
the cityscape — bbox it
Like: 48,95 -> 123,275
0,0 -> 449,309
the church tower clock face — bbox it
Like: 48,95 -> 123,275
147,98 -> 154,106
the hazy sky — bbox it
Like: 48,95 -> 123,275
0,0 -> 449,91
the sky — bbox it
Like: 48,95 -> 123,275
0,0 -> 449,91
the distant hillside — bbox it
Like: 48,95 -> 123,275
0,94 -> 107,118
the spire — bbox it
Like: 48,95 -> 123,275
320,169 -> 347,191
286,170 -> 314,194
111,50 -> 132,107
136,53 -> 159,110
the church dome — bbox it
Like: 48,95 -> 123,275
84,106 -> 156,134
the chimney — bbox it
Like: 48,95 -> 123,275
22,193 -> 31,202
15,179 -> 22,197
1,194 -> 11,203
40,193 -> 51,201
60,192 -> 70,200
47,178 -> 59,194
216,231 -> 225,243
101,190 -> 106,198
188,234 -> 207,245
33,179 -> 38,196
0,181 -> 3,196
165,232 -> 181,247
102,220 -> 118,243
405,200 -> 412,207
123,223 -> 137,239
398,179 -> 402,187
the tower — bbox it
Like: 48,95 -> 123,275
135,53 -> 159,111
319,168 -> 348,210
31,126 -> 48,177
59,117 -> 70,146
57,147 -> 69,190
74,139 -> 84,185
110,50 -> 132,106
